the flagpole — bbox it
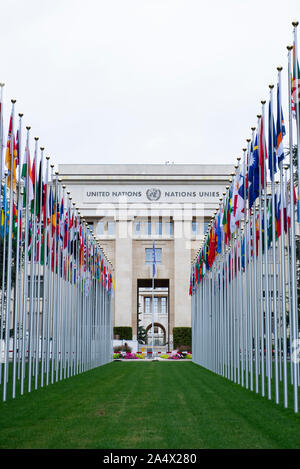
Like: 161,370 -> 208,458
261,100 -> 272,400
16,114 -> 24,381
12,112 -> 23,398
276,66 -> 288,407
3,99 -> 16,401
292,22 -> 300,224
0,173 -> 8,387
269,84 -> 280,404
27,136 -> 39,393
34,147 -> 44,389
0,83 -> 5,181
41,155 -> 49,386
151,241 -> 155,358
287,44 -> 298,413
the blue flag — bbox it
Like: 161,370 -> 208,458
248,137 -> 259,209
216,212 -> 222,254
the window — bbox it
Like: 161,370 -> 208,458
165,221 -> 173,235
156,220 -> 162,235
145,248 -> 162,264
153,297 -> 158,313
203,221 -> 210,234
134,221 -> 141,235
97,221 -> 104,235
161,297 -> 167,314
145,297 -> 151,314
192,221 -> 199,235
107,221 -> 115,235
146,222 -> 152,235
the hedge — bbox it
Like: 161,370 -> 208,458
173,327 -> 192,349
113,327 -> 133,340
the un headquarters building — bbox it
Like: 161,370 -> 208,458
59,164 -> 233,352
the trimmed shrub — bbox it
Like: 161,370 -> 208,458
114,344 -> 132,353
173,327 -> 192,349
177,344 -> 192,354
113,327 -> 132,340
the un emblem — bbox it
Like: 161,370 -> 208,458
146,188 -> 161,201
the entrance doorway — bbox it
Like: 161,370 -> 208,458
145,323 -> 166,346
137,279 -> 169,352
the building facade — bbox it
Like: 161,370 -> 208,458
58,164 -> 233,350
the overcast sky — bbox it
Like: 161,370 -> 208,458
0,0 -> 299,170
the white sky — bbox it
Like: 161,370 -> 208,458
0,0 -> 299,170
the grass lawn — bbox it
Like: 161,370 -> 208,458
0,361 -> 300,449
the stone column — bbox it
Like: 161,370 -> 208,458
114,218 -> 133,330
173,212 -> 192,329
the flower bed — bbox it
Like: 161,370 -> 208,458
113,352 -> 146,359
113,351 -> 192,360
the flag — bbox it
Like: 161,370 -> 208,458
5,112 -> 17,190
216,212 -> 222,254
233,166 -> 244,228
276,82 -> 286,167
268,100 -> 277,180
230,173 -> 240,234
248,137 -> 259,208
222,196 -> 228,245
241,233 -> 245,271
255,212 -> 259,255
0,184 -> 8,238
267,198 -> 272,249
238,151 -> 248,203
292,43 -> 300,122
0,87 -> 4,179
275,186 -> 281,239
21,146 -> 34,208
259,115 -> 267,189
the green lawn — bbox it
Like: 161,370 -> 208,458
0,361 -> 300,449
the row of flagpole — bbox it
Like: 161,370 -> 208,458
190,22 -> 300,413
0,86 -> 114,402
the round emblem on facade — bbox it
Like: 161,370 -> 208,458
146,188 -> 161,201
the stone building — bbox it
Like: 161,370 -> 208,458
58,163 -> 233,350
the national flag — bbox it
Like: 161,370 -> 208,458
5,112 -> 18,190
292,43 -> 300,122
255,212 -> 259,255
216,212 -> 222,254
268,99 -> 277,180
0,184 -> 9,238
248,137 -> 259,208
267,198 -> 272,249
276,82 -> 286,167
35,159 -> 42,218
241,233 -> 245,271
238,151 -> 248,202
233,166 -> 244,228
0,88 -> 4,179
259,115 -> 267,189
21,146 -> 34,208
275,186 -> 281,239
230,172 -> 240,234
